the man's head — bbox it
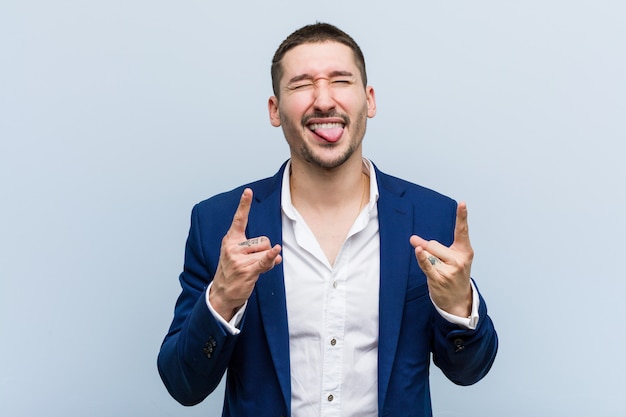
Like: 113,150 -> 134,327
271,23 -> 367,98
267,24 -> 376,171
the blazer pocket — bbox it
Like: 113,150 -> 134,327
405,282 -> 429,303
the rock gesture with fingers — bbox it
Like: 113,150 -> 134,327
409,202 -> 474,318
209,188 -> 282,321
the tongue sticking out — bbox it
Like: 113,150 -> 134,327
312,126 -> 344,143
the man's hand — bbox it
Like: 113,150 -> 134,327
210,188 -> 282,321
409,202 -> 474,318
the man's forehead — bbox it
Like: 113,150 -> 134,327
281,41 -> 359,74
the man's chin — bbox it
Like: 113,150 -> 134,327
302,148 -> 356,170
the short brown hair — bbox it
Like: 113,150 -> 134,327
271,23 -> 367,98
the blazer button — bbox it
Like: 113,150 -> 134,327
453,338 -> 465,352
203,339 -> 217,358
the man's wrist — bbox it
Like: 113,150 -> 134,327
206,282 -> 246,335
431,281 -> 480,330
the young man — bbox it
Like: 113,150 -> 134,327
158,23 -> 498,417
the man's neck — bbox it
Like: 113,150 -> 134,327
288,155 -> 371,266
289,155 -> 367,211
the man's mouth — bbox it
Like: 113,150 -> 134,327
307,122 -> 345,143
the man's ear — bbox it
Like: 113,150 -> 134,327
366,86 -> 377,118
268,96 -> 281,127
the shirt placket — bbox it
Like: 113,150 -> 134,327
320,240 -> 350,417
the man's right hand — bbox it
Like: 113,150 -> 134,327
209,188 -> 282,321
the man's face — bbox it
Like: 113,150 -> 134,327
268,42 -> 376,170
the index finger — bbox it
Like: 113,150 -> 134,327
452,201 -> 471,250
229,188 -> 253,236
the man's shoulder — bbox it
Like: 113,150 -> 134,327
374,166 -> 458,242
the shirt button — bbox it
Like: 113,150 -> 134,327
332,281 -> 338,289
328,394 -> 334,402
330,338 -> 337,346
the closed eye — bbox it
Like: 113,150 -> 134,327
289,82 -> 314,90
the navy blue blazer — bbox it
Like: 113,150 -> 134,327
158,162 -> 498,417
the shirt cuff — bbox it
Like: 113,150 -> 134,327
431,280 -> 480,330
205,281 -> 246,335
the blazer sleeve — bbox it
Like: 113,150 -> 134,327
157,203 -> 242,406
431,279 -> 498,385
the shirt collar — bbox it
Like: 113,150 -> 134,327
281,158 -> 380,221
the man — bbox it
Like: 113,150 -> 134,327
158,23 -> 498,417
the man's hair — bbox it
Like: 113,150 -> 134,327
271,23 -> 367,98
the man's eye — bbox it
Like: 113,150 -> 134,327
332,79 -> 351,85
292,83 -> 313,90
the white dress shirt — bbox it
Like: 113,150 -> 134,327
206,158 -> 479,416
281,159 -> 381,417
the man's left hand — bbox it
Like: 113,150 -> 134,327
409,202 -> 474,318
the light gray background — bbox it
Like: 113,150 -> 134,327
2,1 -> 625,416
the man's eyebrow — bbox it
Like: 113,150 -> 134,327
328,70 -> 354,78
287,71 -> 355,85
287,74 -> 314,84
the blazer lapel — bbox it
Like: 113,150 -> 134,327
243,164 -> 415,413
375,169 -> 414,412
246,164 -> 292,415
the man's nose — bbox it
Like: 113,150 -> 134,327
312,82 -> 335,112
